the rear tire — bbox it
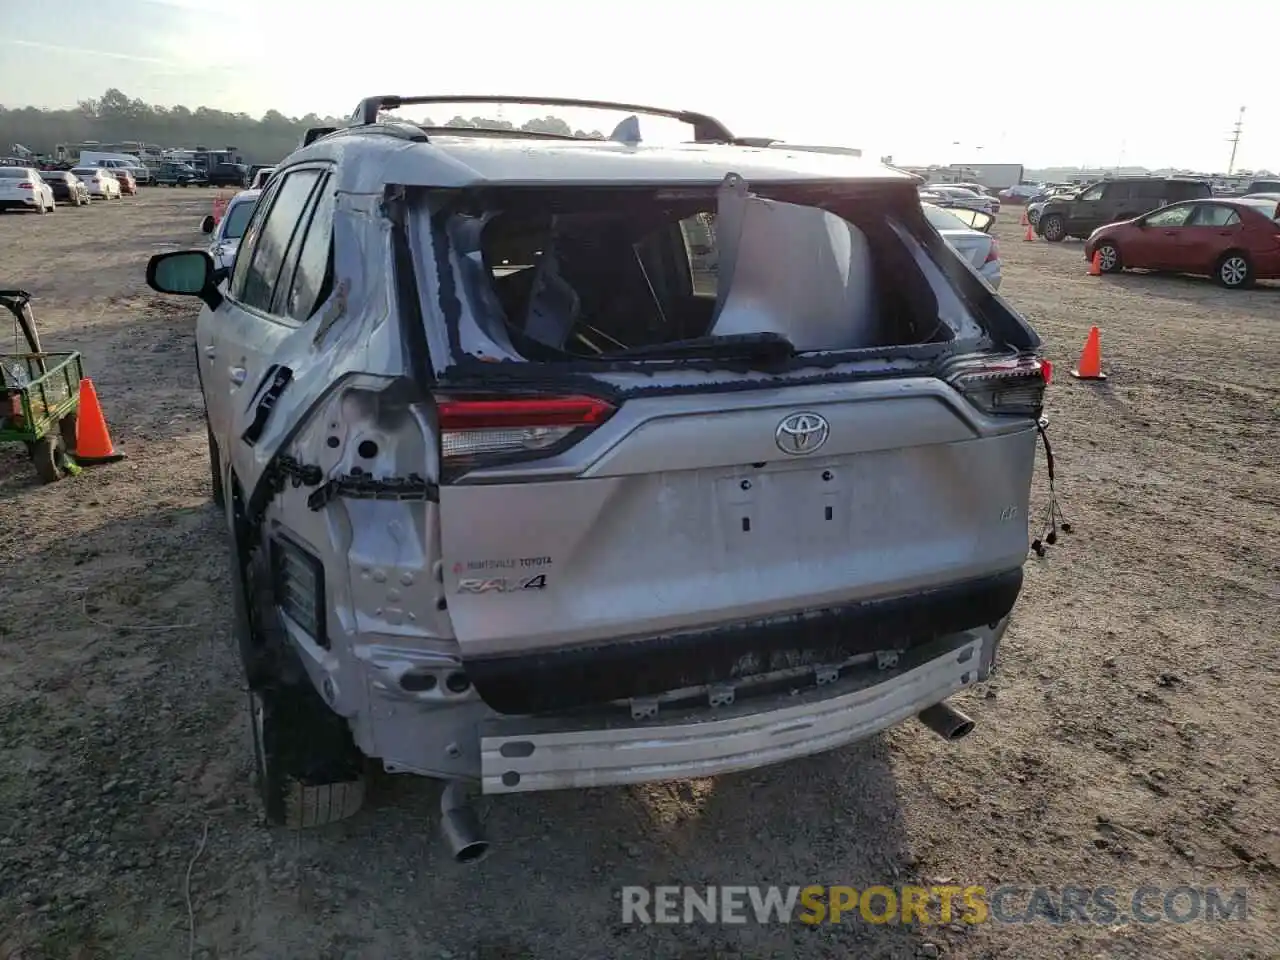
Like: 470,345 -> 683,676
242,544 -> 366,828
1216,251 -> 1253,289
1040,214 -> 1065,242
31,435 -> 69,483
59,412 -> 79,455
250,685 -> 367,829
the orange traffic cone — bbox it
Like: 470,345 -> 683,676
1020,210 -> 1029,226
1070,327 -> 1106,380
1023,223 -> 1035,242
73,378 -> 125,464
1088,250 -> 1102,276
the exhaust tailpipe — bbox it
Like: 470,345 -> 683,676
917,701 -> 976,742
440,780 -> 490,864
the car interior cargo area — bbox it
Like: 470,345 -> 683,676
427,175 -> 989,368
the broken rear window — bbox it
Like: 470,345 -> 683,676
423,175 -> 986,366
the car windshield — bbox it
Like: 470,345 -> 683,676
220,202 -> 255,240
0,169 -> 30,178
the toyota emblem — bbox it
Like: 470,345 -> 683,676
775,412 -> 830,456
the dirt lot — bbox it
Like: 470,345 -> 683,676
1,191 -> 1278,960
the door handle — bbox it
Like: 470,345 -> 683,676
229,366 -> 247,386
204,345 -> 216,359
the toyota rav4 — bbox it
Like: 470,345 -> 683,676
145,95 -> 1048,861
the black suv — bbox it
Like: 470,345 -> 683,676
205,162 -> 250,189
1036,177 -> 1212,242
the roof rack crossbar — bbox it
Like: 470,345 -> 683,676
349,95 -> 736,143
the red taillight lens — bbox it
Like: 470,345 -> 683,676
946,355 -> 1047,417
437,395 -> 616,464
984,240 -> 1000,264
17,182 -> 33,189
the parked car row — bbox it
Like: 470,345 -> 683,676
0,166 -> 135,213
919,183 -> 1000,216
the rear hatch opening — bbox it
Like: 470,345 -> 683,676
408,173 -> 1038,380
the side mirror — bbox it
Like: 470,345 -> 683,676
200,215 -> 216,234
146,250 -> 222,310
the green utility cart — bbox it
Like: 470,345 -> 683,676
0,290 -> 82,483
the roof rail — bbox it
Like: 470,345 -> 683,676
348,95 -> 737,143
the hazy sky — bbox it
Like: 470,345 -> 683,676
1,0 -> 1277,173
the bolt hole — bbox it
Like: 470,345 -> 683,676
822,470 -> 833,481
357,440 -> 379,459
501,771 -> 521,787
436,597 -> 447,611
326,436 -> 340,449
740,480 -> 751,491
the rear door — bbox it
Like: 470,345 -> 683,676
1176,203 -> 1242,273
1066,182 -> 1106,233
203,166 -> 330,484
1101,182 -> 1142,224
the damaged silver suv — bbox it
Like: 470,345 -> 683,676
146,95 -> 1047,860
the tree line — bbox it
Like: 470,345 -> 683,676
0,89 -> 605,165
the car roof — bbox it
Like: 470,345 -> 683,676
294,127 -> 917,191
1106,176 -> 1207,183
228,189 -> 262,205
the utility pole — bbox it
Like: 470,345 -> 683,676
1227,107 -> 1245,175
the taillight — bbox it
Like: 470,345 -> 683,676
437,394 -> 616,466
17,182 -> 33,190
984,240 -> 1000,264
946,355 -> 1047,418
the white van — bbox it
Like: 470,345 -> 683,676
78,152 -> 151,185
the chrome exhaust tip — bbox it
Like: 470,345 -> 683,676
917,701 -> 976,742
440,780 -> 490,864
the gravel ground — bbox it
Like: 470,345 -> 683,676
1,192 -> 1277,960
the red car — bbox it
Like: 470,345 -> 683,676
1084,197 -> 1280,289
112,169 -> 137,195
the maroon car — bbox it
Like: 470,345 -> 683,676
1084,198 -> 1280,289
